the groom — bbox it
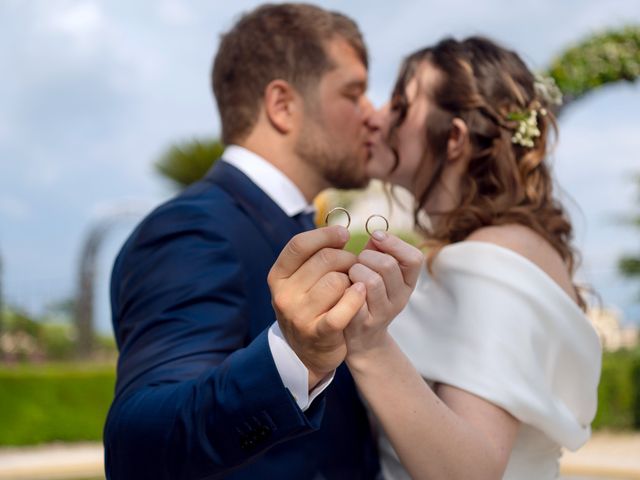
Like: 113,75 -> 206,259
105,4 -> 408,479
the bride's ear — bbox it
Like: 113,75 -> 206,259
447,118 -> 470,162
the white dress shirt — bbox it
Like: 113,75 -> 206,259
222,145 -> 334,411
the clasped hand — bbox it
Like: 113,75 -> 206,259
267,225 -> 424,389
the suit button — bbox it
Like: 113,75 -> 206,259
256,426 -> 271,441
239,435 -> 252,450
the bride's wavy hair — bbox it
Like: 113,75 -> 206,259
389,36 -> 586,309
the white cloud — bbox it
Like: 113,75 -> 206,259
2,0 -> 639,325
24,159 -> 62,189
559,124 -> 640,172
46,1 -> 104,38
0,114 -> 10,144
88,198 -> 157,220
157,0 -> 195,26
0,195 -> 31,220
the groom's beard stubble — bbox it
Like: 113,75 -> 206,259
295,117 -> 370,191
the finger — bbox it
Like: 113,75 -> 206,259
352,301 -> 369,326
303,271 -> 352,318
348,262 -> 389,314
316,282 -> 366,336
368,231 -> 424,288
288,247 -> 357,293
360,237 -> 382,253
357,249 -> 405,300
269,226 -> 349,281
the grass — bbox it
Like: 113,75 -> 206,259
345,229 -> 422,254
0,363 -> 116,446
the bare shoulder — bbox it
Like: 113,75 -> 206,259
465,224 -> 548,259
465,224 -> 578,302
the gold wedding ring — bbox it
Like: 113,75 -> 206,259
325,207 -> 351,229
365,214 -> 389,236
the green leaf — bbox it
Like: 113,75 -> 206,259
155,139 -> 225,190
547,26 -> 640,104
619,256 -> 640,277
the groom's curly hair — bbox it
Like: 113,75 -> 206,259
388,36 -> 587,310
212,3 -> 367,145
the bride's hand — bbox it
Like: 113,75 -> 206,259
345,231 -> 424,361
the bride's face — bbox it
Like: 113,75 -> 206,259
366,62 -> 439,195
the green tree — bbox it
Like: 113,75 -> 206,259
546,27 -> 640,310
618,175 -> 640,298
155,139 -> 225,190
547,25 -> 640,115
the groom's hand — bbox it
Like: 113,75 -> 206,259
268,225 -> 366,389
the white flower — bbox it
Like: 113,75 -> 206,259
511,109 -> 542,148
534,73 -> 563,106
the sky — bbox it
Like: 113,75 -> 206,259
1,0 -> 639,333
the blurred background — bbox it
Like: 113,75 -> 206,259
0,1 -> 639,479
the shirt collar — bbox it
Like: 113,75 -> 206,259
221,145 -> 315,217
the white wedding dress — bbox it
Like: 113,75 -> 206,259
378,241 -> 602,480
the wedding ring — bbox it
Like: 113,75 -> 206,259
325,207 -> 351,229
365,214 -> 389,236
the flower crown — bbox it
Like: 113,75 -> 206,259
507,74 -> 563,148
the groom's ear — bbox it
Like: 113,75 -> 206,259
264,79 -> 298,134
447,118 -> 470,162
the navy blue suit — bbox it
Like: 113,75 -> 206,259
104,160 -> 379,479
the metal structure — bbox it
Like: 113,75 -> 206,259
75,202 -> 151,358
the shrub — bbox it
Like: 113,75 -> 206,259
593,346 -> 640,430
0,363 -> 115,446
345,230 -> 421,255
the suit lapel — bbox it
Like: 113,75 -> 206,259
205,160 -> 306,256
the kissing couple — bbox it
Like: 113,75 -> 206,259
104,4 -> 601,479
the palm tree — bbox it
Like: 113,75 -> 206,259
155,139 -> 225,190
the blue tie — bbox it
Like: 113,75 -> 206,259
295,211 -> 316,231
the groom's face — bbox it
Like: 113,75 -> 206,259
295,37 -> 373,190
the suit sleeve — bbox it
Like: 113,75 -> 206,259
104,203 -> 325,479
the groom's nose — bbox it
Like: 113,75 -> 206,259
360,95 -> 374,122
366,102 -> 389,132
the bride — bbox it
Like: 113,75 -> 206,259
344,36 -> 602,479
